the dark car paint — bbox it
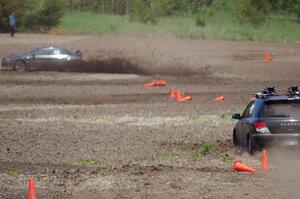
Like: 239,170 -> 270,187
1,46 -> 82,71
233,96 -> 300,153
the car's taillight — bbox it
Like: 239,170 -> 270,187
253,122 -> 270,134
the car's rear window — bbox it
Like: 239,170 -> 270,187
262,101 -> 300,118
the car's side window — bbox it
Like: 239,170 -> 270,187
242,102 -> 255,118
49,49 -> 60,55
35,49 -> 51,55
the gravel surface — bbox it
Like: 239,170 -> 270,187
1,34 -> 300,198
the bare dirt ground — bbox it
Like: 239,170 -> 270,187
1,34 -> 300,198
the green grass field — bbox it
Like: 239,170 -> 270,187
59,11 -> 300,43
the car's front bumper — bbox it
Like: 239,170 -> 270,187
251,133 -> 300,147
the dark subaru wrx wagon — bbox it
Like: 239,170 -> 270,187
232,86 -> 300,154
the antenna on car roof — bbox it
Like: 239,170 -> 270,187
287,86 -> 300,97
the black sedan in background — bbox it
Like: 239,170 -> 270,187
1,46 -> 82,72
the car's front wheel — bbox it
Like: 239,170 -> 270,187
14,61 -> 27,72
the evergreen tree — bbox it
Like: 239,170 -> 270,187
39,0 -> 67,30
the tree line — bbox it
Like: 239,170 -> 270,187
67,0 -> 214,14
0,0 -> 66,32
1,0 -> 300,32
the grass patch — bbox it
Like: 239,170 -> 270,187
73,159 -> 104,167
220,113 -> 230,119
94,115 -> 116,122
111,181 -> 123,189
60,11 -> 300,43
192,143 -> 213,161
0,118 -> 9,123
184,115 -> 202,122
8,170 -> 22,177
56,116 -> 65,123
142,153 -> 182,166
60,12 -> 130,35
221,154 -> 233,163
4,85 -> 16,90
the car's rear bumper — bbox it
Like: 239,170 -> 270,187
1,60 -> 14,68
251,133 -> 300,147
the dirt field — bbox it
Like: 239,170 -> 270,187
1,34 -> 300,199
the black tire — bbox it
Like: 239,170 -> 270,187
233,131 -> 239,147
14,61 -> 27,72
247,135 -> 256,155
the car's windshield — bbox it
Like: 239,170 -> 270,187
262,101 -> 300,118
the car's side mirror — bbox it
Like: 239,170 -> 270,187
232,113 -> 241,120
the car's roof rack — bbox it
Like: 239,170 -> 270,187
253,86 -> 300,100
262,86 -> 277,96
39,44 -> 58,49
254,87 -> 277,99
287,86 -> 300,97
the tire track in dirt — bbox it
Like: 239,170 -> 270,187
0,94 -> 161,105
0,161 -> 233,180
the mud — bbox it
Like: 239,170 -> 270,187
1,34 -> 300,198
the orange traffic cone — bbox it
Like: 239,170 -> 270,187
214,95 -> 225,101
176,90 -> 182,102
179,96 -> 192,102
264,52 -> 273,62
144,81 -> 156,87
156,80 -> 167,86
170,87 -> 176,98
261,149 -> 269,171
28,178 -> 37,199
234,160 -> 256,172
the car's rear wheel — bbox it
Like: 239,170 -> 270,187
247,135 -> 256,155
233,131 -> 239,147
14,61 -> 27,72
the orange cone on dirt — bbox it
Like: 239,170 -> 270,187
28,178 -> 37,199
170,86 -> 176,98
144,81 -> 156,87
176,90 -> 182,102
264,52 -> 273,62
156,80 -> 167,86
234,160 -> 256,173
179,96 -> 192,102
261,149 -> 269,171
144,80 -> 167,87
214,95 -> 225,101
